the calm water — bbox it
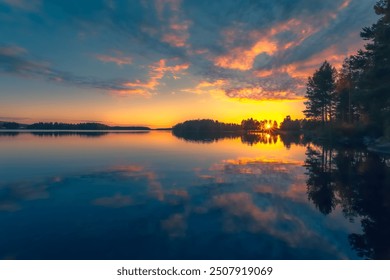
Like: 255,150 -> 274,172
0,131 -> 389,259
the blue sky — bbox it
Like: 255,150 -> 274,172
0,0 -> 378,126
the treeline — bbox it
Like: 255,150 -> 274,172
278,116 -> 329,133
28,122 -> 110,130
172,119 -> 241,137
0,121 -> 150,130
173,119 -> 278,133
172,119 -> 280,143
0,122 -> 21,129
279,116 -> 301,132
304,0 -> 390,140
241,118 -> 278,132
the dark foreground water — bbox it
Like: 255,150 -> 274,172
0,131 -> 389,259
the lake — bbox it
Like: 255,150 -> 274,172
0,131 -> 389,259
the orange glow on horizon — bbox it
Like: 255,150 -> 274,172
104,98 -> 305,128
5,95 -> 305,128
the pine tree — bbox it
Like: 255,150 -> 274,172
356,0 -> 390,136
304,61 -> 337,126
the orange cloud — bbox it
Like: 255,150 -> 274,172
225,87 -> 303,101
213,17 -> 321,71
116,59 -> 189,96
181,79 -> 227,97
221,157 -> 304,166
338,0 -> 352,11
161,33 -> 188,47
212,157 -> 308,202
155,0 -> 191,48
196,79 -> 226,88
253,69 -> 274,78
162,19 -> 191,47
95,54 -> 132,66
284,45 -> 352,79
213,192 -> 277,221
213,9 -> 346,73
214,39 -> 277,71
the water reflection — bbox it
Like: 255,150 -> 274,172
0,158 -> 352,259
31,131 -> 109,138
241,133 -> 278,145
0,130 -> 149,138
0,131 -> 388,259
304,144 -> 390,259
172,130 -> 279,146
171,130 -> 240,143
279,133 -> 304,149
0,131 -> 20,137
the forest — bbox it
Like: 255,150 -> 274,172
302,0 -> 390,141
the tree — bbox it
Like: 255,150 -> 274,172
273,120 -> 278,130
304,61 -> 337,126
335,57 -> 362,123
304,145 -> 336,215
304,145 -> 390,258
332,0 -> 390,136
279,115 -> 300,131
354,0 -> 390,137
241,118 -> 260,131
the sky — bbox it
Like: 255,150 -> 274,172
0,0 -> 378,127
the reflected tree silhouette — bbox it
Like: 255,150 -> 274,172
279,133 -> 303,149
31,131 -> 109,138
172,119 -> 280,145
341,152 -> 390,259
304,144 -> 390,259
240,133 -> 278,146
0,132 -> 20,137
0,131 -> 151,138
304,145 -> 337,215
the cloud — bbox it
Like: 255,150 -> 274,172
0,178 -> 55,212
0,46 -> 179,96
181,79 -> 227,97
121,58 -> 189,95
0,45 -> 49,77
95,52 -> 132,66
0,0 -> 41,11
93,193 -> 133,208
0,0 -> 379,101
0,156 -> 357,258
214,39 -> 278,71
161,213 -> 187,237
225,87 -> 303,101
184,0 -> 376,100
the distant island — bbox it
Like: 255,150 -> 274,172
0,121 -> 152,131
171,118 -> 281,143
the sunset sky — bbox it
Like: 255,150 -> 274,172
0,0 -> 378,127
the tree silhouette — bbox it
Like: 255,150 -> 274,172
304,61 -> 337,126
304,144 -> 390,259
304,145 -> 337,215
279,115 -> 301,131
354,0 -> 390,137
335,57 -> 361,124
311,0 -> 390,138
